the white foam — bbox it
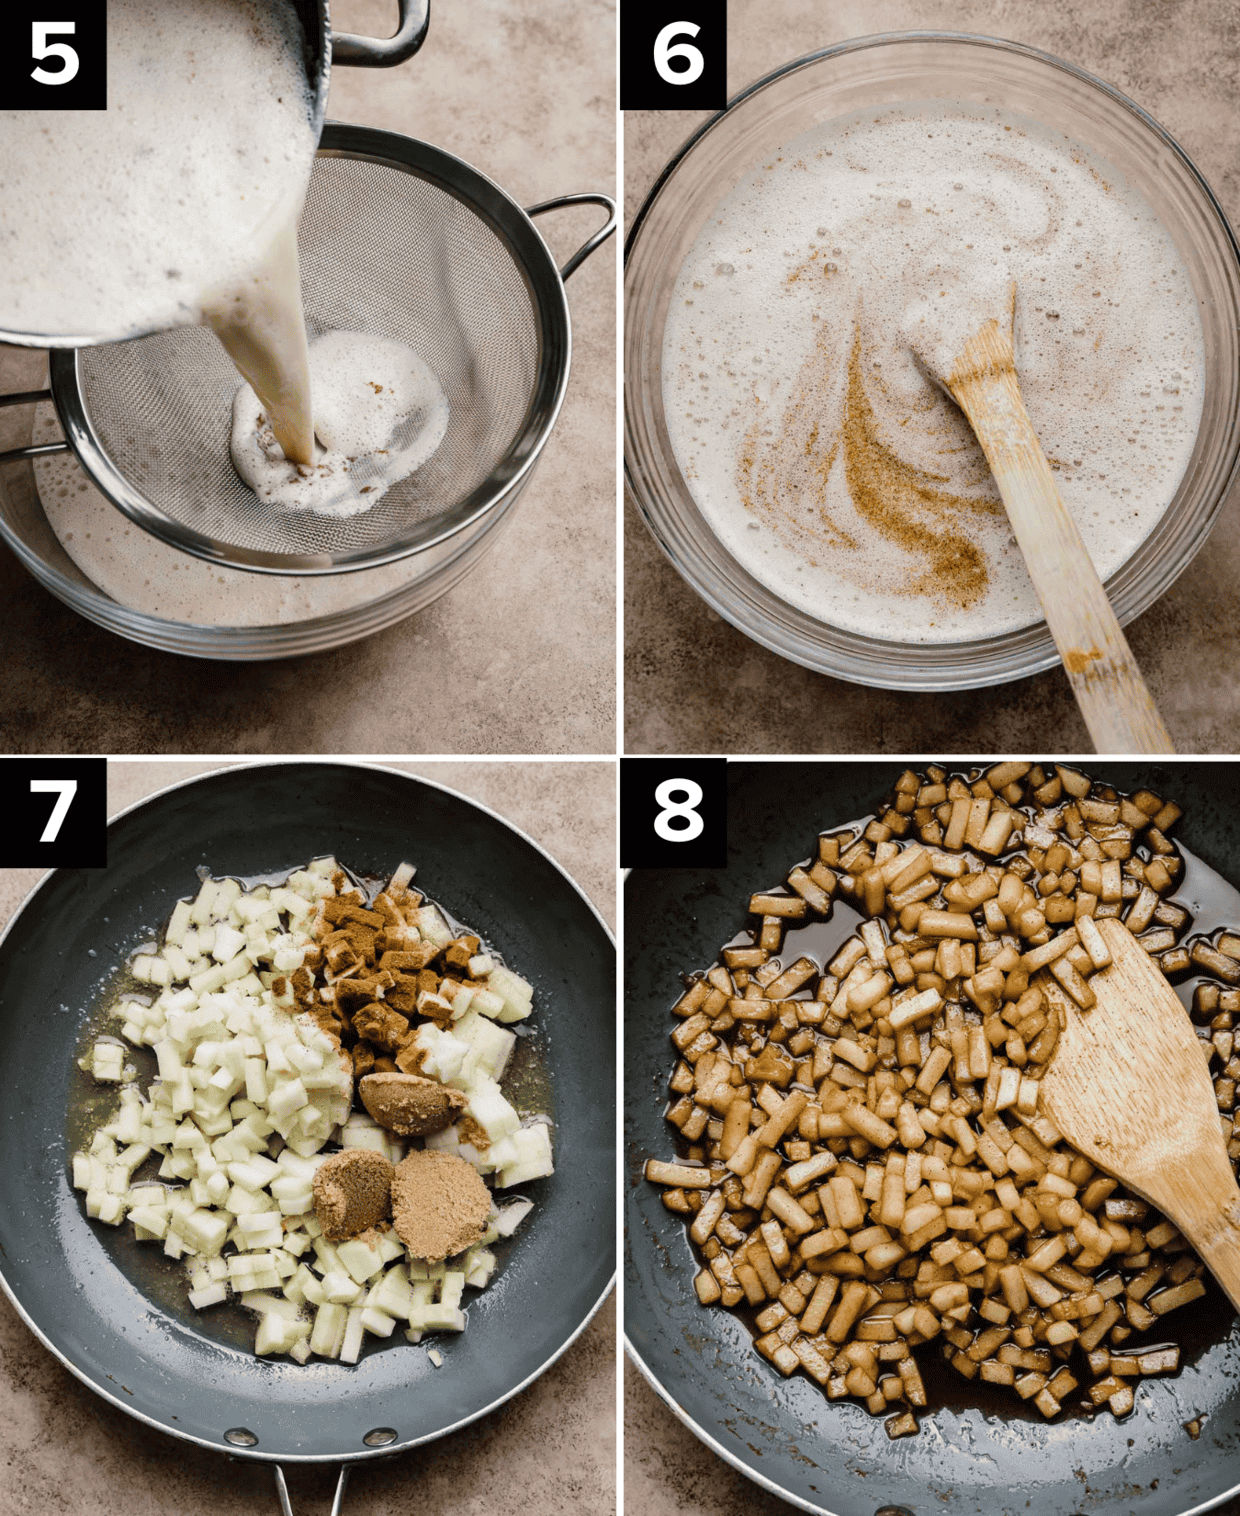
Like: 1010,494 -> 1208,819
662,102 -> 1205,643
230,331 -> 449,516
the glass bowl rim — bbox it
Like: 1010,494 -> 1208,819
624,29 -> 1240,691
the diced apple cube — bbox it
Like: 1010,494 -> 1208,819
494,1199 -> 534,1236
484,966 -> 534,1023
496,1124 -> 554,1187
254,1312 -> 308,1356
360,1308 -> 397,1338
188,1282 -> 228,1310
339,1307 -> 367,1365
309,1302 -> 348,1358
91,1041 -> 126,1083
336,1237 -> 386,1285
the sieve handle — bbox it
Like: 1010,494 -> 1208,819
526,194 -> 617,282
272,1464 -> 350,1515
0,387 -> 69,465
331,0 -> 429,67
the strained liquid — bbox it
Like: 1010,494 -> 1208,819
662,103 -> 1205,643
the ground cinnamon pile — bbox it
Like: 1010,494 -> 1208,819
390,1150 -> 490,1262
360,1071 -> 466,1135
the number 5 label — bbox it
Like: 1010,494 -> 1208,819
32,22 -> 80,86
620,3 -> 726,111
0,3 -> 107,110
3,759 -> 107,868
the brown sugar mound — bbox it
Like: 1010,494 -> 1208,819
313,1149 -> 394,1242
360,1072 -> 467,1136
390,1150 -> 490,1263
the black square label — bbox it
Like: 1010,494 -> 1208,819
620,758 -> 726,869
1,3 -> 108,111
620,3 -> 727,112
2,758 -> 107,867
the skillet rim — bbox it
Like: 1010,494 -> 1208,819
622,759 -> 1240,1516
0,757 -> 616,1466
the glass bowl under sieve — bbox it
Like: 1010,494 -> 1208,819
624,33 -> 1240,692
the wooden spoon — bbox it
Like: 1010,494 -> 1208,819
908,284 -> 1174,755
1039,915 -> 1240,1312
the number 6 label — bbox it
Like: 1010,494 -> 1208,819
620,3 -> 726,111
653,23 -> 704,86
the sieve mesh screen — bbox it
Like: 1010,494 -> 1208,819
74,150 -> 543,563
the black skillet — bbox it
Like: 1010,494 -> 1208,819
0,761 -> 614,1509
625,760 -> 1240,1516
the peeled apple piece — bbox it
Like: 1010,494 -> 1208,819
71,859 -> 549,1364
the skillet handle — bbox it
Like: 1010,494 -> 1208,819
331,0 -> 430,66
526,194 -> 617,282
273,1464 -> 350,1515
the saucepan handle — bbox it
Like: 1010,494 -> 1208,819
526,194 -> 618,282
272,1464 -> 351,1515
0,387 -> 69,466
331,0 -> 430,67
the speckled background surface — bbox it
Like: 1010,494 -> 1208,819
623,0 -> 1240,756
0,759 -> 615,1516
0,0 -> 616,755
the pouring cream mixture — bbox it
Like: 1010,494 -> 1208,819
1,0 -> 445,518
662,103 -> 1205,641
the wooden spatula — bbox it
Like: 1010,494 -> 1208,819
1039,915 -> 1240,1311
907,285 -> 1174,755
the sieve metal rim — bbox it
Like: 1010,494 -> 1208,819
46,122 -> 586,576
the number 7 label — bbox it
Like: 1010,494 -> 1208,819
3,759 -> 106,867
31,779 -> 78,842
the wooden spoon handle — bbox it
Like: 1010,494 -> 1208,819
1186,1204 -> 1240,1316
1144,1141 -> 1240,1316
951,367 -> 1174,754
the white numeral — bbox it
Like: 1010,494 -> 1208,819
31,779 -> 77,842
32,22 -> 80,86
653,21 -> 705,86
654,778 -> 704,843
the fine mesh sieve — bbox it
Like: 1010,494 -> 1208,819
35,123 -> 614,575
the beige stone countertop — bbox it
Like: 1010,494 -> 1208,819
624,0 -> 1240,755
0,760 -> 615,1516
0,0 -> 616,755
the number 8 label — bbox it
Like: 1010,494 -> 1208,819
654,778 -> 704,842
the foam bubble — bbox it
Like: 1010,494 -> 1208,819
230,331 -> 449,516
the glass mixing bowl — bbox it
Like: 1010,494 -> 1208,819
0,383 -> 521,660
625,32 -> 1240,691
